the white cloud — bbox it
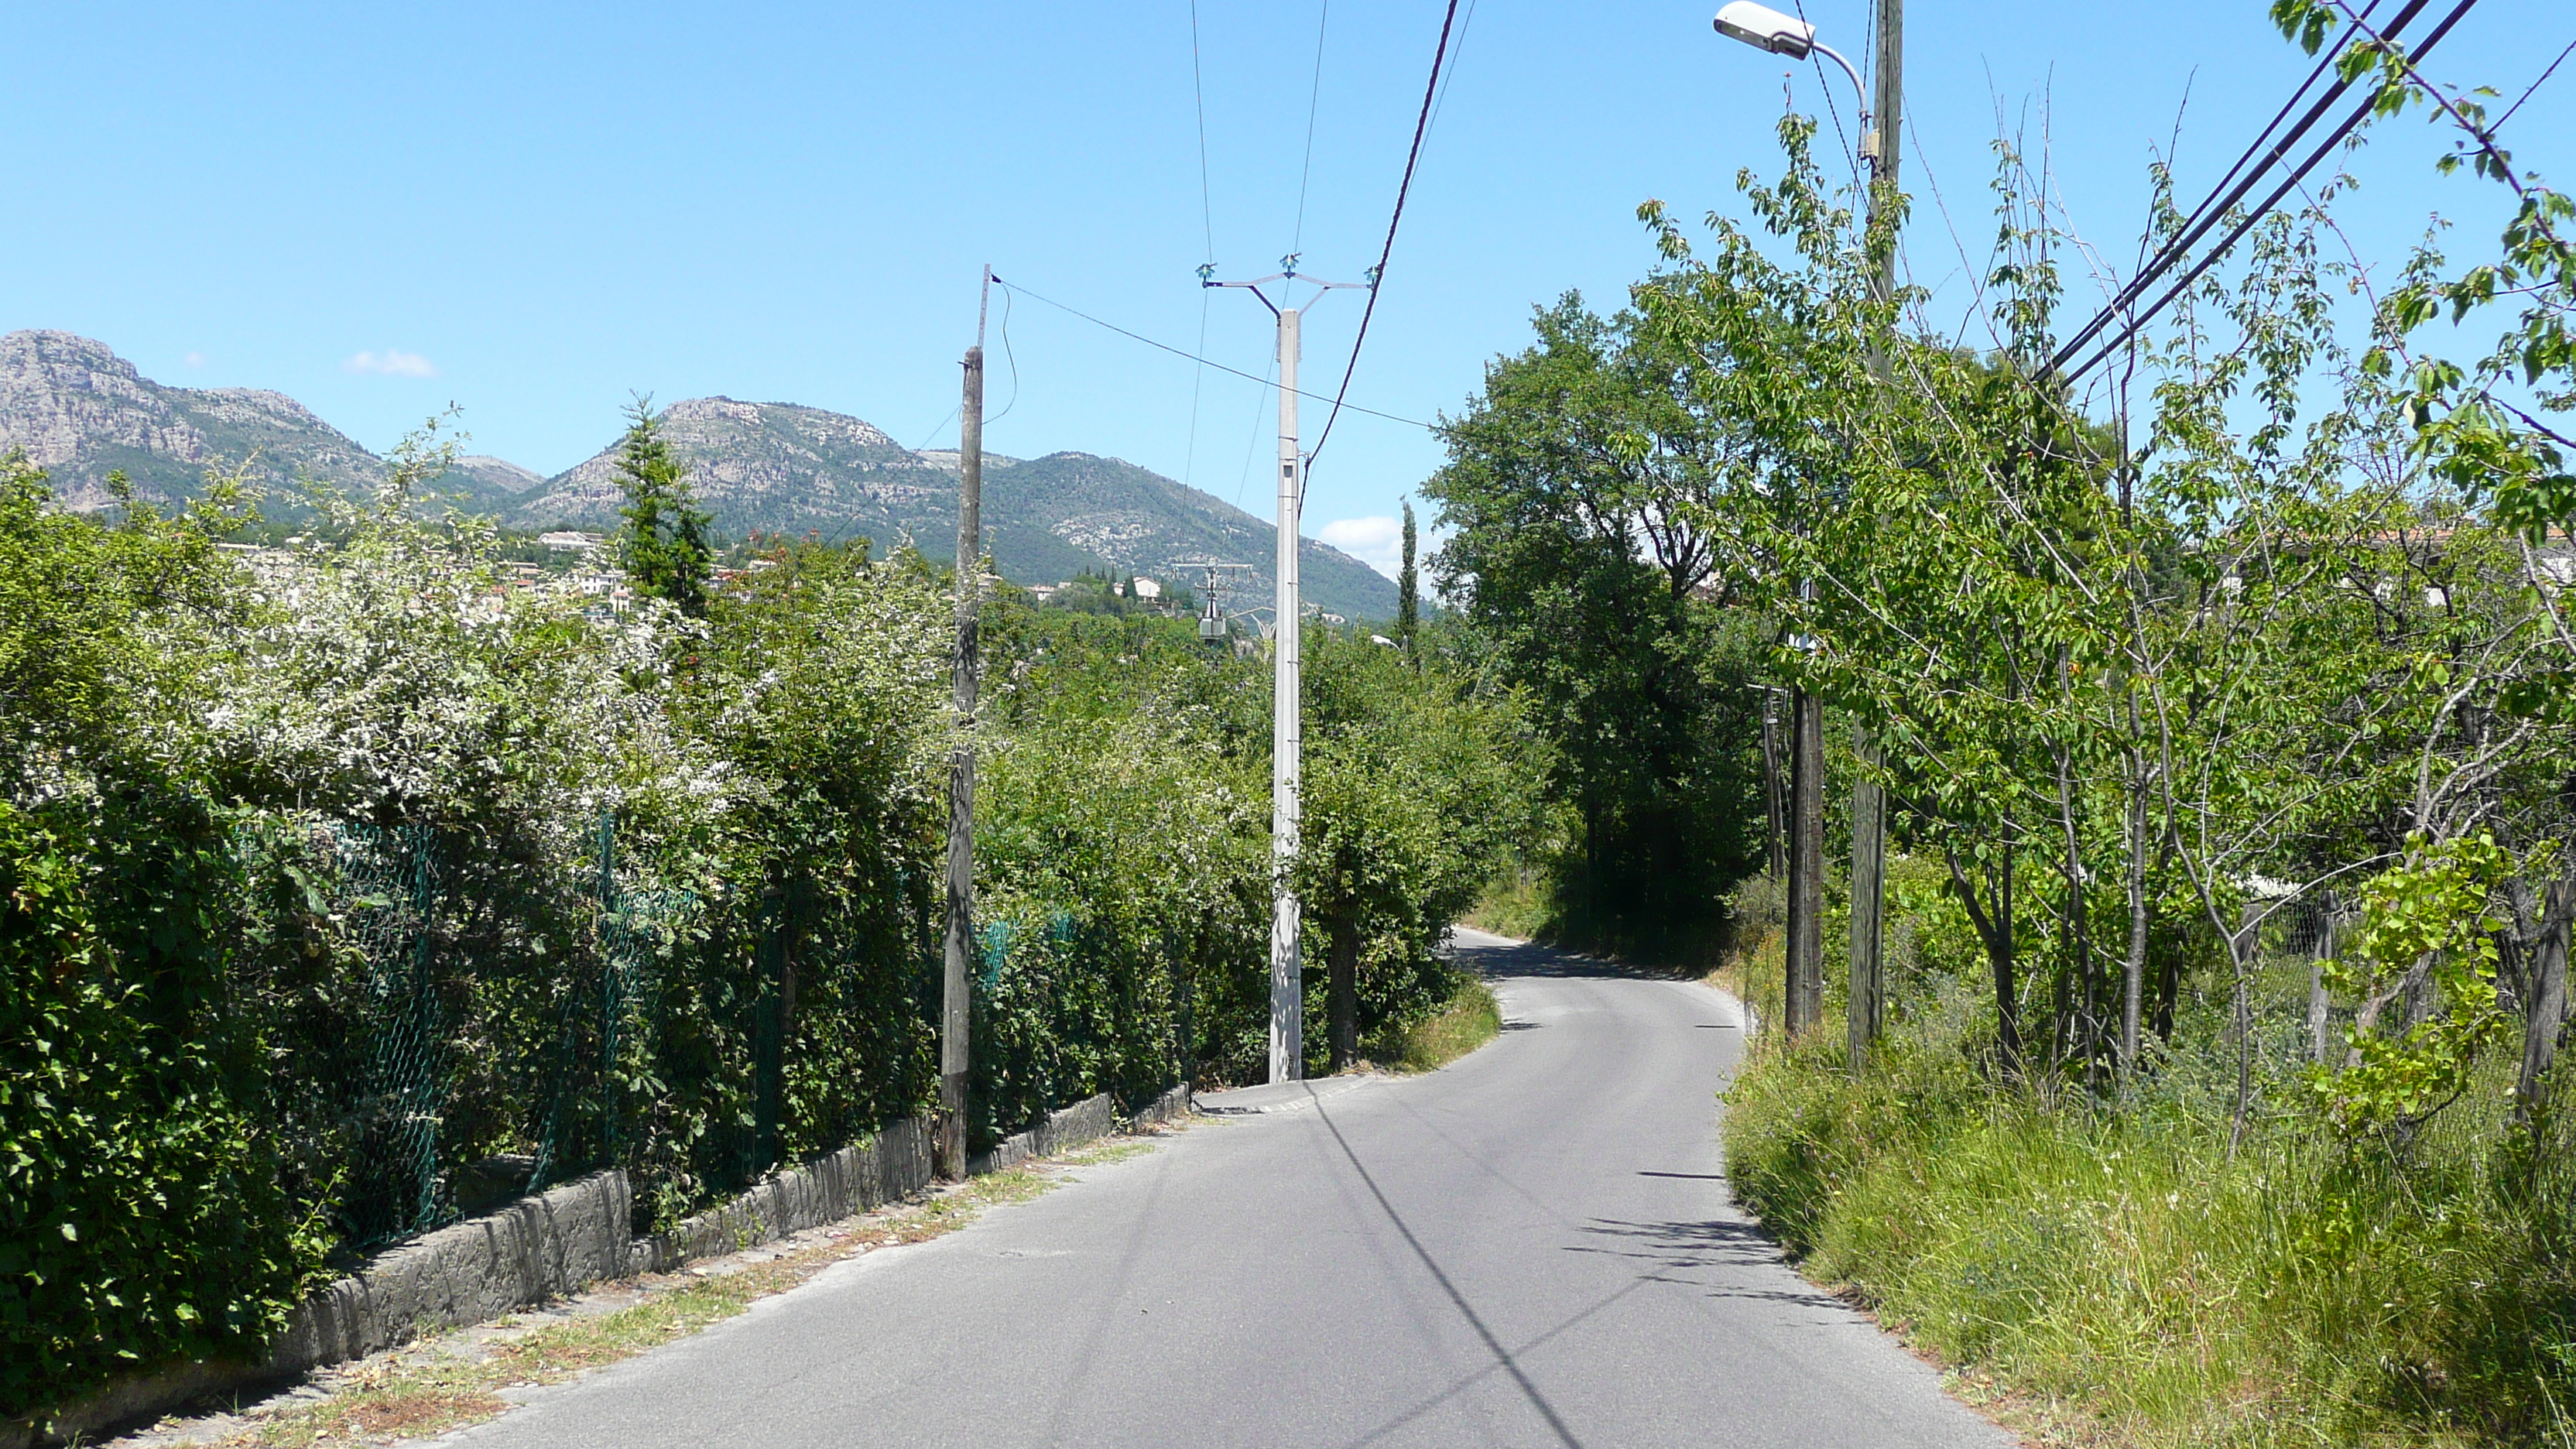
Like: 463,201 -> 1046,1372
181,351 -> 207,368
1319,515 -> 1405,579
343,348 -> 439,379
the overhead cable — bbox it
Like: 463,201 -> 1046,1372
988,275 -> 1433,428
1184,0 -> 1218,488
1305,0 -> 1466,474
2059,0 -> 2481,385
2049,0 -> 2426,375
1293,1 -> 1331,252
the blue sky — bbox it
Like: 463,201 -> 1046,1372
7,1 -> 2570,575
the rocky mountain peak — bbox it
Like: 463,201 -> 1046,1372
0,334 -> 1400,618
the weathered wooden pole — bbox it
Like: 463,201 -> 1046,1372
938,271 -> 989,1178
1848,0 -> 1903,1074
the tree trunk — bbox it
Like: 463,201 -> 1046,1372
2519,874 -> 2575,1127
1785,687 -> 1826,1036
1949,844 -> 2021,1076
1848,722 -> 1886,1077
2228,909 -> 2258,1155
2122,752 -> 2149,1072
1759,693 -> 1786,882
2307,896 -> 2335,1066
1328,909 -> 1362,1073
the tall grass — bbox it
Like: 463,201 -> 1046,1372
1722,1023 -> 2576,1446
1372,971 -> 1503,1074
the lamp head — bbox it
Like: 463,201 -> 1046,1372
1712,2 -> 1815,59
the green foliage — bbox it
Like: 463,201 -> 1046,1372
1396,501 -> 1420,663
1299,629 -> 1539,1067
1423,299 -> 1766,960
0,793 -> 331,1417
1724,1023 -> 2576,1447
614,399 -> 714,618
0,406 -> 1526,1418
2314,834 -> 2519,1136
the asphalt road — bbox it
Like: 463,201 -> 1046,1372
457,928 -> 2012,1449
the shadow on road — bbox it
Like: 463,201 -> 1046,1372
1444,934 -> 1701,982
1568,1217 -> 1847,1310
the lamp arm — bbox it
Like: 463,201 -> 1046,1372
1808,41 -> 1868,117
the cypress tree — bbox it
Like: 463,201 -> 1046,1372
614,397 -> 714,618
1397,500 -> 1420,665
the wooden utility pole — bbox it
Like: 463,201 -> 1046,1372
1847,0 -> 1903,1074
937,269 -> 989,1179
1786,679 -> 1824,1036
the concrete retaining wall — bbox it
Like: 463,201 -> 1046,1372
969,1081 -> 1194,1175
269,1169 -> 632,1373
634,1116 -> 934,1273
971,1094 -> 1118,1175
1130,1081 -> 1193,1129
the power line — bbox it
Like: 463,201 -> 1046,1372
987,274 -> 1433,427
2050,0 -> 2437,376
1293,1 -> 1331,253
988,285 -> 1020,426
1305,0 -> 1465,474
1184,1 -> 1217,488
1189,0 -> 1215,262
2060,0 -> 2481,385
1422,0 -> 1479,141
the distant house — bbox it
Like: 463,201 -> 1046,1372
540,531 -> 604,553
1132,577 -> 1162,600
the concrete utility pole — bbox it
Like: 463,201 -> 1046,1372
1208,260 -> 1366,1083
1272,303 -> 1305,1081
937,268 -> 989,1178
1848,0 -> 1903,1075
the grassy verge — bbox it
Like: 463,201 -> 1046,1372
1373,973 -> 1503,1074
1722,1029 -> 2576,1447
222,1144 -> 1152,1447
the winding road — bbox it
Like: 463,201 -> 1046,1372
457,928 -> 2011,1448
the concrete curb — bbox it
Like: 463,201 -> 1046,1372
966,1080 -> 1195,1175
272,1169 -> 633,1375
8,1088 -> 1191,1449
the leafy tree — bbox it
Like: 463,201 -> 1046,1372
1297,629 -> 1536,1070
1424,298 -> 1766,960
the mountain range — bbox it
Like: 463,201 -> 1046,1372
0,330 -> 1398,620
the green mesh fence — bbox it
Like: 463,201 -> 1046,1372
307,813 -> 1184,1251
326,822 -> 448,1249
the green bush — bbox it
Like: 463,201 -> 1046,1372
0,793 -> 328,1418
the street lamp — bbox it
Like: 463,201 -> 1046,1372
1712,2 -> 1873,162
